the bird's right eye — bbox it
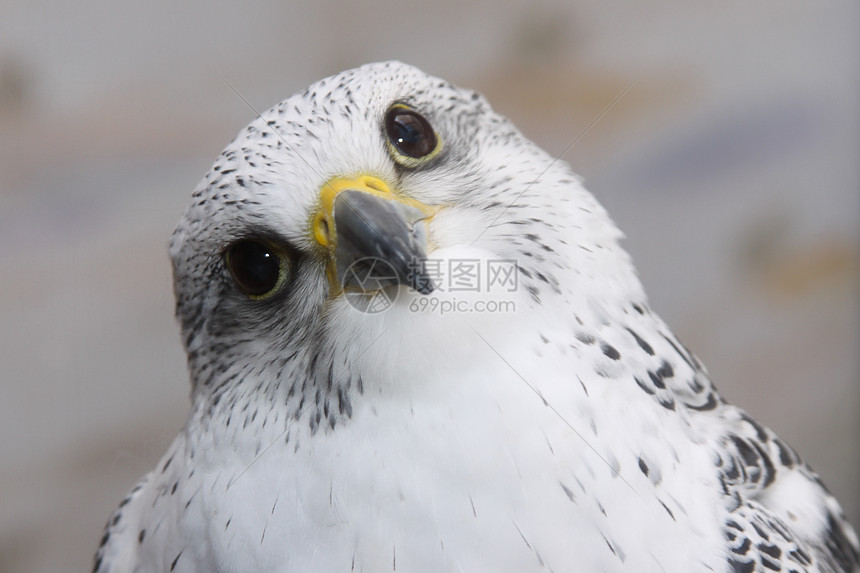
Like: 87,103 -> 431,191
224,239 -> 289,299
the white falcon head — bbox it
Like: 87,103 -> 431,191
168,61 -> 642,432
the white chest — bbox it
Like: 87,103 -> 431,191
158,335 -> 727,573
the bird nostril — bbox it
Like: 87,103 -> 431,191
363,177 -> 387,193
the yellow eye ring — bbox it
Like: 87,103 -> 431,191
384,104 -> 443,168
224,239 -> 290,300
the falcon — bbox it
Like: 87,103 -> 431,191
94,61 -> 859,572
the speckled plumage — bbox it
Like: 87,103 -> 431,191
94,62 -> 859,573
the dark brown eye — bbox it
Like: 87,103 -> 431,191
384,105 -> 440,162
225,240 -> 288,299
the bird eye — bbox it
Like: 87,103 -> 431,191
384,104 -> 441,166
224,239 -> 289,299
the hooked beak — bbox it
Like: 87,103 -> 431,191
312,175 -> 436,296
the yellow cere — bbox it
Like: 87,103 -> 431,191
311,174 -> 436,251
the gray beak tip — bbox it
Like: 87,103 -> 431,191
333,190 -> 433,295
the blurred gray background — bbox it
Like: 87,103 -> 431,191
1,1 -> 857,571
